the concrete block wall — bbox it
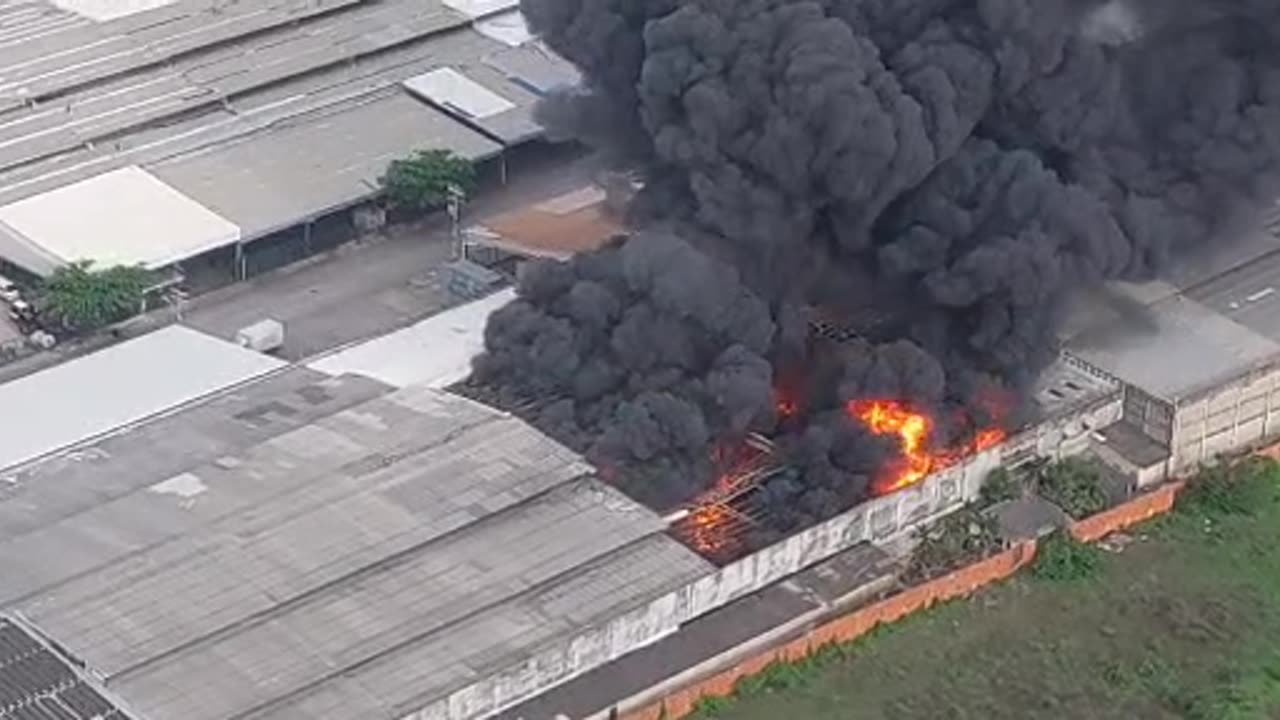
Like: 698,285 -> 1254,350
1171,362 -> 1280,473
679,449 -> 998,619
1000,393 -> 1124,467
419,448 -> 1003,720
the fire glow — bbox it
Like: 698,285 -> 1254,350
848,399 -> 1006,495
676,438 -> 776,559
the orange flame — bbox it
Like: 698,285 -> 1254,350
676,440 -> 772,558
848,399 -> 1006,495
683,503 -> 736,556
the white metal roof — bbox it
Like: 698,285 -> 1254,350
474,9 -> 532,47
404,67 -> 517,120
49,0 -> 177,21
0,325 -> 284,472
0,166 -> 241,276
308,287 -> 514,388
442,0 -> 517,20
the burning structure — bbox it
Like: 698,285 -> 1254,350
465,0 -> 1280,556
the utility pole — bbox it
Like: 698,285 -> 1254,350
446,183 -> 468,260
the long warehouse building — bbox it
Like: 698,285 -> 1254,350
0,0 -> 577,281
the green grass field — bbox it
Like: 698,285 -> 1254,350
698,459 -> 1280,720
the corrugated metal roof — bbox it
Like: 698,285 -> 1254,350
48,0 -> 177,22
0,378 -> 711,720
404,67 -> 516,120
0,0 -> 575,274
147,91 -> 502,236
0,325 -> 285,473
0,615 -> 133,719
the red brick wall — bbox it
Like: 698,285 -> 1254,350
1254,439 -> 1280,461
620,542 -> 1037,720
620,480 -> 1191,720
1068,481 -> 1185,543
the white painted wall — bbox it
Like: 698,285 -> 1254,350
408,446 -> 1003,720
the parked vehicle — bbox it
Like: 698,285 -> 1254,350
0,275 -> 17,304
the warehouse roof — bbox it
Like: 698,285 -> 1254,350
0,615 -> 134,719
147,90 -> 502,238
0,325 -> 284,473
308,287 -> 515,388
0,371 -> 710,720
1064,216 -> 1280,402
0,166 -> 241,275
0,0 -> 577,275
1032,356 -> 1120,420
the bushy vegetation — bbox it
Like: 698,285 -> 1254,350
39,260 -> 150,331
1032,457 -> 1110,519
903,505 -> 1001,583
979,466 -> 1023,507
1178,457 -> 1277,518
1031,531 -> 1102,582
379,149 -> 476,211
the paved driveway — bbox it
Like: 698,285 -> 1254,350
0,313 -> 21,345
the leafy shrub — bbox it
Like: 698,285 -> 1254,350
1035,457 -> 1110,519
1032,531 -> 1102,582
980,466 -> 1022,507
379,149 -> 476,211
39,260 -> 150,331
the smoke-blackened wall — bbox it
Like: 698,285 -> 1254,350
471,0 -> 1280,522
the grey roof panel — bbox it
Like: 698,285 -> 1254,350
148,90 -> 502,235
1067,289 -> 1280,401
0,378 -> 710,720
0,0 -> 558,270
103,481 -> 671,720
0,376 -> 711,717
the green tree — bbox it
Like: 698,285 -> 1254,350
379,149 -> 476,211
40,260 -> 150,331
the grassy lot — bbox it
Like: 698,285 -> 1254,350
699,459 -> 1280,720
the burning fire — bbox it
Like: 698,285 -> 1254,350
848,399 -> 1006,495
682,502 -> 737,557
674,436 -> 777,558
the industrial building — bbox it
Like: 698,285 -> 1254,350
5,191 -> 1280,719
0,328 -> 713,720
1061,210 -> 1280,486
0,0 -> 577,282
5,237 -> 1280,719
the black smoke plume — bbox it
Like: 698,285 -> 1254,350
468,0 -> 1280,534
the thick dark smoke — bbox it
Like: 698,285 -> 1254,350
469,0 -> 1280,534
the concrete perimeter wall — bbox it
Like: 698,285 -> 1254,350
620,480 -> 1190,720
1172,362 -> 1280,475
415,448 -> 1003,720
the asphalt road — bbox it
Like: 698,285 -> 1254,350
180,146 -> 600,361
